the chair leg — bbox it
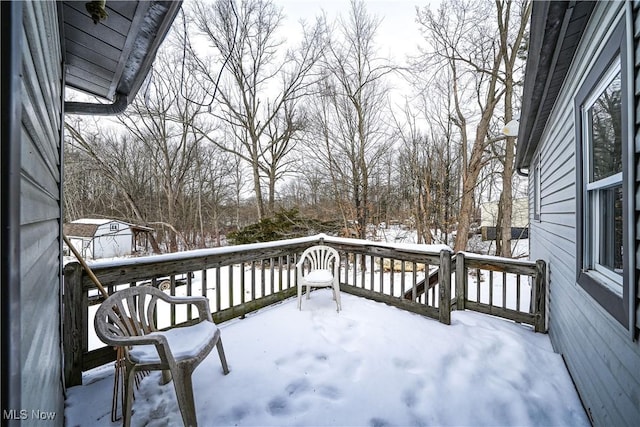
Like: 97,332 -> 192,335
161,369 -> 172,385
306,284 -> 311,299
216,339 -> 230,375
297,283 -> 302,310
123,365 -> 137,427
334,283 -> 341,312
172,369 -> 198,427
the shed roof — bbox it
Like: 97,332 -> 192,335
71,218 -> 112,225
515,1 -> 595,169
64,223 -> 99,238
65,219 -> 153,237
61,1 -> 182,112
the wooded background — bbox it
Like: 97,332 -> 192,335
64,0 -> 530,256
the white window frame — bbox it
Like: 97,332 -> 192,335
581,59 -> 623,295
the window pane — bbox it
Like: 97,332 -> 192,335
598,185 -> 623,273
588,73 -> 622,182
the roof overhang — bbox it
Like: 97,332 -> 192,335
61,1 -> 182,115
515,1 -> 596,169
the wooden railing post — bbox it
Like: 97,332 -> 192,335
533,259 -> 547,333
455,252 -> 466,310
63,262 -> 84,387
439,250 -> 451,325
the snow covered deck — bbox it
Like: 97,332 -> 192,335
65,291 -> 588,426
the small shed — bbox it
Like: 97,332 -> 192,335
64,218 -> 153,259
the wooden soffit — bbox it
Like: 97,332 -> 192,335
60,0 -> 181,104
516,1 -> 596,169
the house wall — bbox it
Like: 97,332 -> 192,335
19,0 -> 64,421
529,2 -> 640,425
2,0 -> 24,417
634,0 -> 640,356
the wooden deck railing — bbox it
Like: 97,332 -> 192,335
63,235 -> 452,386
326,238 -> 452,324
63,236 -> 313,386
453,252 -> 547,333
63,234 -> 546,387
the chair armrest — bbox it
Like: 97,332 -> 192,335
156,293 -> 213,322
99,330 -> 168,348
119,334 -> 177,366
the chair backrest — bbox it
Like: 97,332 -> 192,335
297,245 -> 340,272
94,286 -> 166,345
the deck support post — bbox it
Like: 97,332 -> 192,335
63,262 -> 85,387
455,252 -> 466,310
438,250 -> 451,325
533,259 -> 547,332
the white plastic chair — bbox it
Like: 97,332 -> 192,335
297,245 -> 341,312
94,286 -> 229,427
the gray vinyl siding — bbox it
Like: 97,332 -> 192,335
634,0 -> 640,338
530,2 -> 640,425
20,0 -> 64,421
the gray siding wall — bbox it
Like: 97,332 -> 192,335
530,2 -> 640,425
635,0 -> 640,342
20,0 -> 64,421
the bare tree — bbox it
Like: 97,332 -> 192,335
416,0 -> 529,252
64,120 -> 163,253
306,0 -> 394,239
118,46 -> 211,252
393,104 -> 434,243
393,91 -> 462,246
187,0 -> 327,219
424,81 -> 463,246
194,144 -> 238,246
495,0 -> 531,257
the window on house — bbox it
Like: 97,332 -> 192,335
110,223 -> 118,232
582,61 -> 623,291
575,19 -> 629,327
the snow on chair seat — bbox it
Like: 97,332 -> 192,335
303,269 -> 334,283
128,321 -> 219,364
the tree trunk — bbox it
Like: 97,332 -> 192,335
454,135 -> 487,252
497,137 -> 515,257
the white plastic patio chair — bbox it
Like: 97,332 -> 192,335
296,245 -> 342,312
94,286 -> 229,427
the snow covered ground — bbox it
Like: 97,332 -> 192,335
84,251 -> 533,351
65,291 -> 588,427
370,225 -> 529,259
